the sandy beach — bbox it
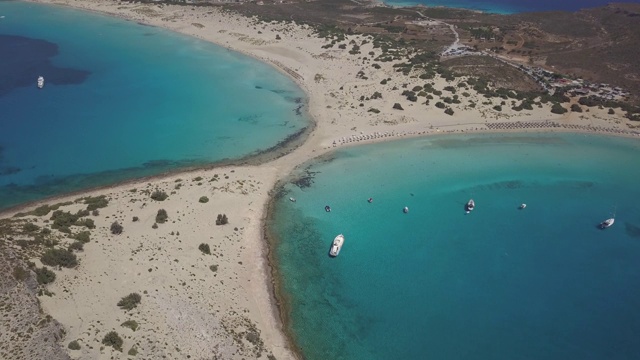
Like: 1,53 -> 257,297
2,0 -> 639,358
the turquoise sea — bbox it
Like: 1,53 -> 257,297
382,0 -> 640,14
0,1 -> 307,210
271,133 -> 640,360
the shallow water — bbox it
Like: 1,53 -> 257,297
0,1 -> 308,209
271,133 -> 640,360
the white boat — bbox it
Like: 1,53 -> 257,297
466,199 -> 475,213
519,203 -> 527,210
289,197 -> 296,202
599,218 -> 614,229
329,234 -> 344,257
37,76 -> 44,89
403,206 -> 409,213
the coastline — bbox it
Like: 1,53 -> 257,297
4,0 -> 639,358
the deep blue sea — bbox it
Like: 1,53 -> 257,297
0,1 -> 307,209
383,0 -> 640,14
271,133 -> 640,360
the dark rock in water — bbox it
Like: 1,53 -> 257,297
625,222 -> 640,238
0,34 -> 91,96
255,85 -> 263,89
0,166 -> 21,176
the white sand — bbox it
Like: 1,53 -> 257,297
7,0 -> 639,358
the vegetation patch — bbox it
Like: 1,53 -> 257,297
35,267 -> 56,284
215,214 -> 229,225
117,293 -> 142,311
150,190 -> 168,201
102,331 -> 123,352
199,243 -> 211,255
41,249 -> 78,268
199,196 -> 209,203
79,195 -> 109,211
68,340 -> 81,350
155,209 -> 168,224
111,221 -> 123,235
121,320 -> 139,332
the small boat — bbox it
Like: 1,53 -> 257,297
599,218 -> 615,229
329,234 -> 344,257
325,205 -> 331,212
37,76 -> 44,89
368,197 -> 373,203
403,206 -> 409,213
519,203 -> 526,210
289,197 -> 296,202
466,199 -> 475,213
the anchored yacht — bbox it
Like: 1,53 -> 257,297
37,76 -> 44,89
466,199 -> 475,213
329,234 -> 344,257
599,218 -> 615,229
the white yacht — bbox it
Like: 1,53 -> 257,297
37,76 -> 44,89
403,206 -> 409,213
466,199 -> 475,213
519,203 -> 527,210
329,234 -> 344,257
599,218 -> 615,229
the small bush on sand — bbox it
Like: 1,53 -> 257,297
35,267 -> 56,284
155,209 -> 168,224
215,214 -> 228,225
121,320 -> 139,331
68,241 -> 84,252
68,340 -> 81,350
150,190 -> 168,201
117,293 -> 141,310
102,331 -> 123,352
110,221 -> 123,235
199,196 -> 209,203
199,243 -> 211,255
41,249 -> 77,268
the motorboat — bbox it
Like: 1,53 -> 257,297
325,205 -> 331,212
403,206 -> 409,213
368,198 -> 373,203
519,203 -> 526,210
599,218 -> 614,229
466,199 -> 475,213
37,76 -> 44,89
329,234 -> 344,257
289,197 -> 296,202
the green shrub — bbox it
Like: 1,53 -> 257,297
72,231 -> 91,243
368,108 -> 380,114
551,103 -> 567,114
68,241 -> 84,252
128,346 -> 138,356
102,331 -> 123,352
121,320 -> 139,331
608,108 -> 615,115
81,195 -> 109,211
199,196 -> 209,203
35,267 -> 56,284
215,214 -> 229,226
209,264 -> 218,272
155,209 -> 168,224
41,249 -> 78,268
152,223 -> 158,229
150,190 -> 168,201
68,340 -> 81,350
199,243 -> 211,255
444,108 -> 455,116
570,104 -> 583,112
12,266 -> 29,281
132,216 -> 139,222
435,102 -> 445,109
23,222 -> 40,233
111,221 -> 123,235
493,105 -> 502,111
117,293 -> 141,310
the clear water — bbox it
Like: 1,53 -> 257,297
382,0 -> 640,14
271,133 -> 640,360
0,1 -> 308,209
